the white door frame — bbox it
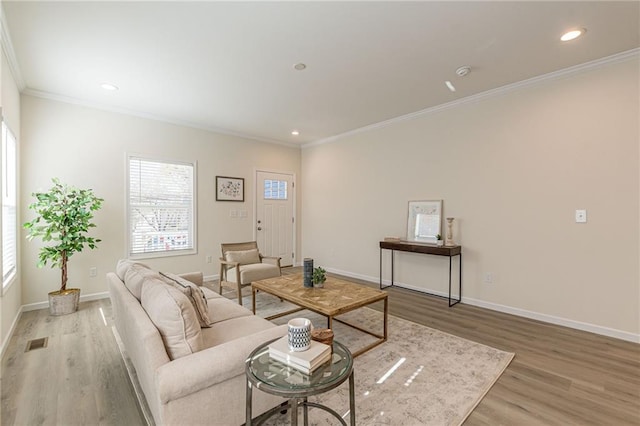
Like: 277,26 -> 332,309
253,168 -> 297,266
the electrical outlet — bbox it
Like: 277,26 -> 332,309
206,255 -> 212,264
483,273 -> 494,284
89,267 -> 97,278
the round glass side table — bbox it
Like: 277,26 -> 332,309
245,338 -> 355,426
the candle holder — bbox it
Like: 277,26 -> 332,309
445,217 -> 455,246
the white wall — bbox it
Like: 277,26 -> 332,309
301,57 -> 640,340
20,95 -> 301,305
1,46 -> 22,352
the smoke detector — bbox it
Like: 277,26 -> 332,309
456,66 -> 471,77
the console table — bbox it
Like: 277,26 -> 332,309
379,240 -> 462,307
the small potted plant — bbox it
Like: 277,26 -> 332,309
24,178 -> 104,315
312,266 -> 327,288
436,234 -> 444,247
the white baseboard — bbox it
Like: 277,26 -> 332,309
0,305 -> 23,360
325,267 -> 639,344
462,297 -> 640,344
21,291 -> 110,312
203,274 -> 219,283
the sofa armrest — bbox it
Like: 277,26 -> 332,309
178,271 -> 204,286
155,324 -> 287,404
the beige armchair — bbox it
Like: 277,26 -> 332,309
219,241 -> 282,305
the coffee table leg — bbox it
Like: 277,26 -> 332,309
291,397 -> 298,425
383,296 -> 388,341
252,286 -> 256,314
349,370 -> 356,426
303,397 -> 309,426
246,379 -> 252,426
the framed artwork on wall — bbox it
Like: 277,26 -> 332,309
216,176 -> 244,202
407,200 -> 442,243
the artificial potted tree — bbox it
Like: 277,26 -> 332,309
24,178 -> 104,315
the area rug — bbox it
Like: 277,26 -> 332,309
222,288 -> 515,426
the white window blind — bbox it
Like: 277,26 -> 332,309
2,122 -> 17,287
128,156 -> 196,257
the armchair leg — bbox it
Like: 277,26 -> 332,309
237,282 -> 243,306
218,265 -> 225,295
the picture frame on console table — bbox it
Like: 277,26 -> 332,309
216,176 -> 244,202
407,200 -> 442,243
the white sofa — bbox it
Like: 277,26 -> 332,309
108,261 -> 287,425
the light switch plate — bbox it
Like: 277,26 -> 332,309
575,209 -> 587,223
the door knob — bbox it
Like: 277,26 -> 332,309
257,227 -> 262,231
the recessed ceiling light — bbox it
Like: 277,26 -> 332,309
291,130 -> 300,136
293,63 -> 307,71
100,83 -> 119,91
561,28 -> 586,42
445,81 -> 456,92
455,66 -> 471,77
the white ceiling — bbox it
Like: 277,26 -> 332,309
3,1 -> 639,146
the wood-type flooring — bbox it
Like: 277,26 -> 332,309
1,269 -> 638,425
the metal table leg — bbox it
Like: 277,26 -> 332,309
291,397 -> 298,425
246,379 -> 252,426
349,370 -> 356,426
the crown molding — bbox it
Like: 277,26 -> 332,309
0,7 -> 25,91
303,48 -> 640,149
23,88 -> 301,149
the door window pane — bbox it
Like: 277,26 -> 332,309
264,179 -> 287,200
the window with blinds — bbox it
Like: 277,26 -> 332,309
127,156 -> 196,258
2,122 -> 17,289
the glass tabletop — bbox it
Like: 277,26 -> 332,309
246,339 -> 353,396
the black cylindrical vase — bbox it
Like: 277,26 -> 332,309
303,258 -> 314,288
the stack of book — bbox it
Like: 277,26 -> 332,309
268,336 -> 331,374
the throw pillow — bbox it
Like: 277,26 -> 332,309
141,278 -> 203,360
225,248 -> 261,265
124,263 -> 162,301
160,272 -> 212,328
116,258 -> 150,281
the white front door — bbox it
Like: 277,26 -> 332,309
255,171 -> 295,267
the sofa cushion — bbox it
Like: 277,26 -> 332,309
225,248 -> 260,265
160,272 -> 212,328
206,298 -> 252,324
124,263 -> 163,300
201,315 -> 277,349
227,263 -> 281,285
116,258 -> 150,281
201,286 -> 223,301
141,278 -> 203,360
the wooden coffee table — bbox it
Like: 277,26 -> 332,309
252,273 -> 388,357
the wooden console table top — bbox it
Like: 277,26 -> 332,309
379,240 -> 461,256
